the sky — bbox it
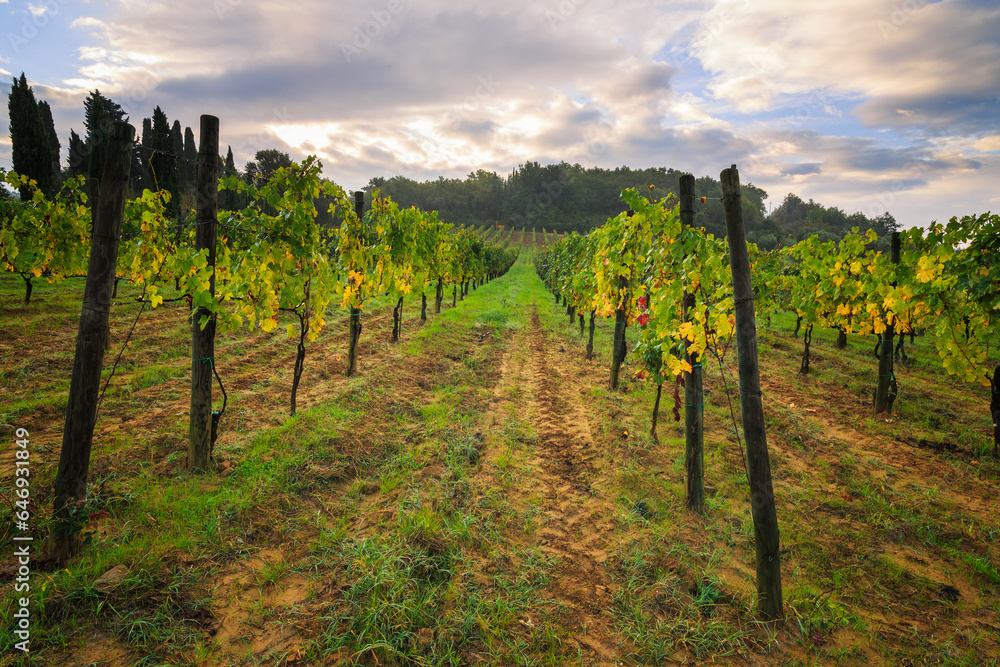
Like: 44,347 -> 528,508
1,0 -> 998,228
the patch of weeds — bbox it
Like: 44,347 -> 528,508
256,558 -> 290,587
692,578 -> 725,615
786,585 -> 862,650
317,529 -> 458,664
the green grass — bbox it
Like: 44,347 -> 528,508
1,261 -> 998,666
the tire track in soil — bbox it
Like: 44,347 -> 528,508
522,308 -> 623,666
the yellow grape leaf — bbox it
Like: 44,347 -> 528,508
678,321 -> 696,342
261,317 -> 278,332
667,356 -> 692,376
836,303 -> 851,317
150,293 -> 164,308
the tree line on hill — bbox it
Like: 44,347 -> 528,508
7,73 -> 899,249
366,163 -> 900,249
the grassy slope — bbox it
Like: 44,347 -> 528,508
0,254 -> 998,666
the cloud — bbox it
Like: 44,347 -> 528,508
780,163 -> 821,177
694,0 -> 1000,137
973,136 -> 1000,152
0,0 -> 996,228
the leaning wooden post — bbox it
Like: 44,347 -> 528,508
874,231 -> 900,414
51,121 -> 134,560
347,191 -> 364,376
189,114 -> 219,473
680,174 -> 705,513
721,164 -> 784,620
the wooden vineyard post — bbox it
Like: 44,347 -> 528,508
189,115 -> 219,473
680,174 -> 705,513
609,275 -> 628,391
721,164 -> 784,620
347,191 -> 364,377
586,311 -> 596,360
991,365 -> 999,458
874,232 -> 901,415
50,121 -> 135,561
391,297 -> 403,342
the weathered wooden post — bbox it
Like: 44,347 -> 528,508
347,191 -> 364,376
586,311 -> 596,360
189,115 -> 219,473
609,275 -> 629,391
721,164 -> 784,620
874,231 -> 901,414
391,297 -> 404,342
51,121 -> 134,560
680,174 -> 705,513
990,366 -> 999,458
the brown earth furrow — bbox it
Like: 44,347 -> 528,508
521,308 -> 623,666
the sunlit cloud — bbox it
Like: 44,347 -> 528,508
0,0 -> 995,227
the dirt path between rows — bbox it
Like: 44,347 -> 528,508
485,305 -> 625,664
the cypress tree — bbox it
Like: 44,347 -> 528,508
220,145 -> 237,210
170,120 -> 185,210
129,141 -> 147,196
67,129 -> 87,178
150,106 -> 180,217
171,119 -> 183,166
7,73 -> 54,199
183,126 -> 197,190
137,116 -> 153,192
141,117 -> 152,150
37,100 -> 60,190
83,90 -> 126,209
